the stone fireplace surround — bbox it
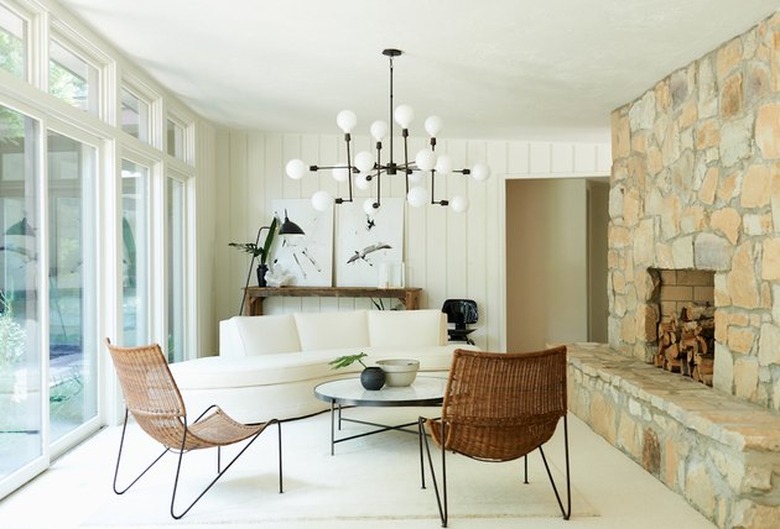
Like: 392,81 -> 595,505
567,11 -> 780,529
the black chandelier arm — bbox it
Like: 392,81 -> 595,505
373,140 -> 382,209
309,164 -> 357,172
345,132 -> 354,204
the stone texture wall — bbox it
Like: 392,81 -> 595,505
609,11 -> 780,411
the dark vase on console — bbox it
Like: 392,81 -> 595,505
360,367 -> 385,390
256,264 -> 268,287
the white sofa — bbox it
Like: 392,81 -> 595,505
169,309 -> 478,423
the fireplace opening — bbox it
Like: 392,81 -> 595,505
649,269 -> 715,386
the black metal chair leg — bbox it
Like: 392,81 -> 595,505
277,420 -> 284,494
538,415 -> 572,520
170,419 -> 283,520
113,408 -> 170,495
418,417 -> 427,489
420,420 -> 448,527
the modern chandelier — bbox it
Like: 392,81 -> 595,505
285,48 -> 490,214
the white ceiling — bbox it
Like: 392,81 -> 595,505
56,0 -> 779,143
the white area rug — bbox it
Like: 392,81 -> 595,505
83,407 -> 596,527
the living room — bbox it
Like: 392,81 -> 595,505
1,1 -> 780,528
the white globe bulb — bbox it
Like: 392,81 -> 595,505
370,120 -> 388,141
355,173 -> 371,190
415,149 -> 437,172
394,104 -> 414,128
450,195 -> 470,213
408,170 -> 423,183
354,151 -> 374,173
407,186 -> 428,208
435,154 -> 452,175
336,110 -> 357,133
424,115 -> 443,137
471,163 -> 491,182
286,159 -> 307,180
311,190 -> 335,211
363,198 -> 378,215
332,167 -> 349,182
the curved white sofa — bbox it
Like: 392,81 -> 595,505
169,309 -> 478,423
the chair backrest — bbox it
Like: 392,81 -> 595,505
105,339 -> 188,448
440,346 -> 567,461
441,299 -> 478,329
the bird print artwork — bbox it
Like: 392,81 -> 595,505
346,242 -> 392,266
337,198 -> 403,286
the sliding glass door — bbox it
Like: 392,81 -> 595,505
0,109 -> 100,495
121,159 -> 150,346
47,130 -> 98,443
166,176 -> 185,363
0,105 -> 43,490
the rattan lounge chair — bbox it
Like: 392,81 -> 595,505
418,346 -> 571,527
105,339 -> 283,519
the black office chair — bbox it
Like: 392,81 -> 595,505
441,299 -> 478,345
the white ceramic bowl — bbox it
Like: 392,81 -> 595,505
376,359 -> 420,387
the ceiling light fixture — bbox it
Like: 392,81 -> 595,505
285,48 -> 490,214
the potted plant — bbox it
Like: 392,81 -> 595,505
329,352 -> 385,390
229,216 -> 278,287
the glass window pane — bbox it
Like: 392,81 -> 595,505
0,5 -> 26,79
0,106 -> 41,481
49,40 -> 99,115
166,119 -> 184,161
47,131 -> 97,442
121,160 -> 150,346
120,88 -> 149,143
166,177 -> 185,363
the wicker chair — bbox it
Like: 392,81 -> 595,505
418,346 -> 570,527
105,339 -> 283,519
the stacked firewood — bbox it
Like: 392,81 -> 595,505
655,305 -> 714,386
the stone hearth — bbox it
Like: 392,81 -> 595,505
568,344 -> 780,528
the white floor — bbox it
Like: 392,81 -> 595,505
0,413 -> 716,529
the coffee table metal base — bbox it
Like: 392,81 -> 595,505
314,376 -> 446,455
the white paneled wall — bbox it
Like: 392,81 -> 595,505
213,131 -> 610,354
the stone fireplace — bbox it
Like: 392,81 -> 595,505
567,10 -> 780,529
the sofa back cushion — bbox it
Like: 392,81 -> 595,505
368,309 -> 447,347
294,310 -> 370,351
220,315 -> 301,357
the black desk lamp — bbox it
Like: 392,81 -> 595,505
238,210 -> 305,315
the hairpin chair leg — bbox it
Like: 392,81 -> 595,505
419,418 -> 449,527
113,408 -> 170,495
538,415 -> 571,520
418,417 -> 427,489
169,418 -> 283,520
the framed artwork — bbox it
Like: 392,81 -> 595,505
271,198 -> 333,286
335,198 -> 404,287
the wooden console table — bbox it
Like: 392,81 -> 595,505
243,286 -> 423,316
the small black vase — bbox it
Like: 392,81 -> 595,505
256,263 -> 269,287
360,366 -> 385,390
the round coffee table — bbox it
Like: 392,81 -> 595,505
314,376 -> 446,455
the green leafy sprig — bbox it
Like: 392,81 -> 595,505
329,352 -> 368,370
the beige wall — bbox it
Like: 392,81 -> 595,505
506,178 -> 608,351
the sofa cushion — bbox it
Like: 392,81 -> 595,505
220,314 -> 301,357
368,309 -> 447,347
294,310 -> 370,351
